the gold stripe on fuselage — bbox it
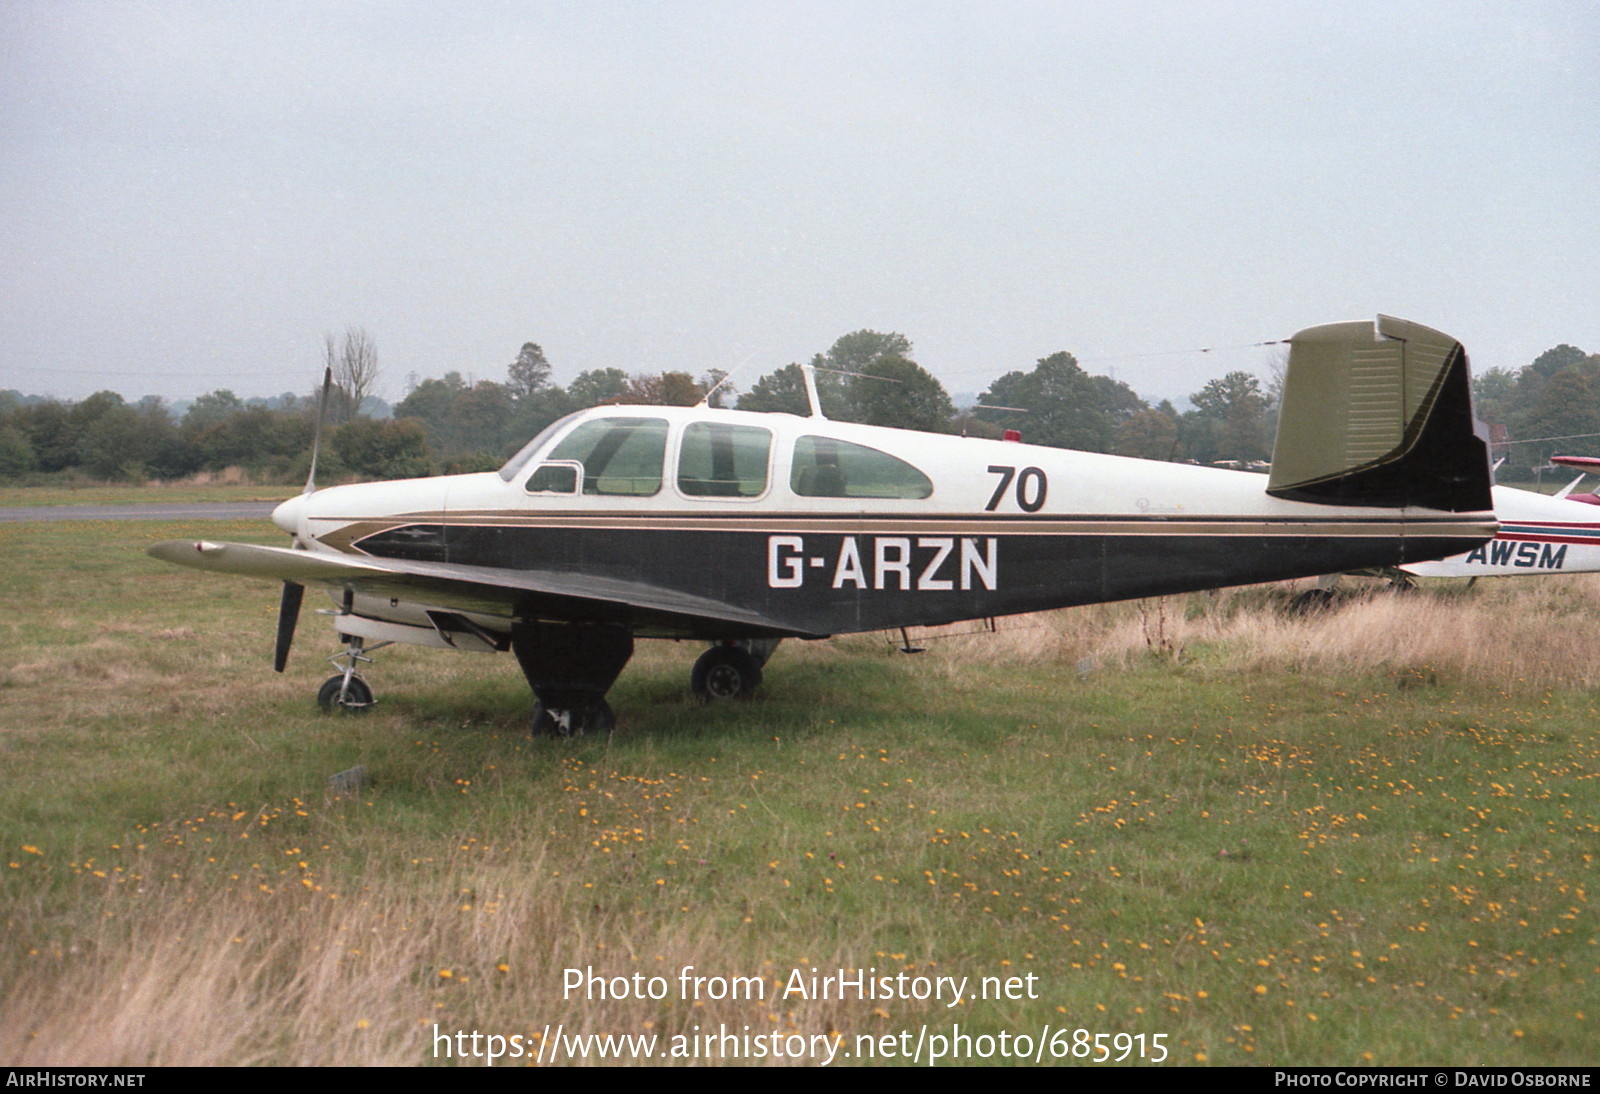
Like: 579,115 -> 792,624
310,511 -> 1496,555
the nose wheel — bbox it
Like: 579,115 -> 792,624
318,673 -> 374,712
316,635 -> 388,713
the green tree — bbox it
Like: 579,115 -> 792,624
700,369 -> 733,409
187,405 -> 311,472
1115,407 -> 1179,460
77,402 -> 149,480
1511,357 -> 1600,470
625,371 -> 703,406
332,418 -> 432,479
977,352 -> 1122,452
448,381 -> 514,456
13,401 -> 75,472
569,368 -> 631,407
1088,375 -> 1146,425
1528,344 -> 1588,381
184,390 -> 246,431
821,330 -> 912,375
0,424 -> 37,478
739,363 -> 850,417
69,392 -> 170,480
1457,343 -> 1599,476
1472,366 -> 1517,426
505,386 -> 578,450
1184,371 -> 1271,464
507,342 -> 552,400
393,374 -> 468,454
847,354 -> 956,432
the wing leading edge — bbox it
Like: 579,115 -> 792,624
146,539 -> 813,639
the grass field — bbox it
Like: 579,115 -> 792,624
1,511 -> 1597,1066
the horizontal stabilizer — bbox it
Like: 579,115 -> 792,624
1267,315 -> 1491,512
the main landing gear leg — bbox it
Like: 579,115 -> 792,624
317,634 -> 389,713
511,622 -> 634,737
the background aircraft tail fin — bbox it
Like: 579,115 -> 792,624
1267,314 -> 1491,512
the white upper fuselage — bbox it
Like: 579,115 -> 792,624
274,403 -> 1465,543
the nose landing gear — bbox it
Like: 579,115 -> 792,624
316,634 -> 389,713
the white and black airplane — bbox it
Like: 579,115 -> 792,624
151,315 -> 1495,734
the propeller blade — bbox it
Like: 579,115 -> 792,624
274,580 -> 304,673
304,366 -> 334,496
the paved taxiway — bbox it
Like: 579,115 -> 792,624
0,502 -> 277,523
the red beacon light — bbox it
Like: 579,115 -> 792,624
1002,429 -> 1022,443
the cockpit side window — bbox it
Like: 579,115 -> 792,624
535,417 -> 669,496
498,411 -> 585,482
790,436 -> 933,499
677,422 -> 772,497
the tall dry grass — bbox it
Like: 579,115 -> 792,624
926,576 -> 1600,692
2,841 -> 940,1066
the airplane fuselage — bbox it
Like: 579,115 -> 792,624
272,405 -> 1494,644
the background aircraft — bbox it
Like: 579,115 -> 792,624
151,315 -> 1494,734
1396,456 -> 1600,580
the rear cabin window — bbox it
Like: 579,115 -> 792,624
534,417 -> 668,496
790,436 -> 933,499
677,422 -> 772,497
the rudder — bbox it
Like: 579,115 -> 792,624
1267,314 -> 1491,512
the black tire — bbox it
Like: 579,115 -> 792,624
1289,588 -> 1336,615
531,698 -> 614,738
530,701 -> 569,737
317,674 -> 374,713
691,646 -> 762,701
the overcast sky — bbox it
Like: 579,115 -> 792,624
3,1 -> 1596,411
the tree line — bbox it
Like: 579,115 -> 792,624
2,328 -> 1590,484
1470,345 -> 1600,478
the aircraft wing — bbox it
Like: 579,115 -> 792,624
147,539 -> 811,639
1550,457 -> 1600,503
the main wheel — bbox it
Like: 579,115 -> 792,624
586,699 -> 616,735
691,646 -> 762,701
531,698 -> 614,738
1289,588 -> 1336,615
317,674 -> 374,713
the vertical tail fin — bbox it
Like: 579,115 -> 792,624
1267,314 -> 1491,512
